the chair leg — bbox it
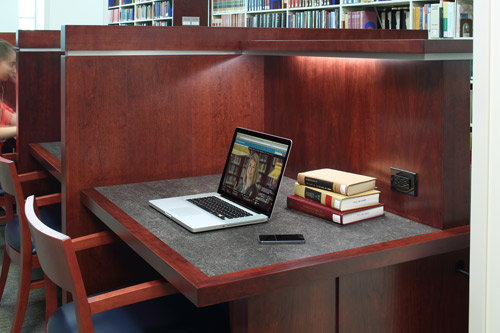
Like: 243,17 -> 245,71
10,260 -> 32,333
0,247 -> 11,301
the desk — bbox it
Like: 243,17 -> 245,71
29,142 -> 62,182
81,175 -> 469,332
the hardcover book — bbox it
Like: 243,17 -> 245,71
287,195 -> 384,225
294,183 -> 380,211
297,168 -> 376,196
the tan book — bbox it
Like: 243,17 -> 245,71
294,183 -> 380,212
297,168 -> 376,196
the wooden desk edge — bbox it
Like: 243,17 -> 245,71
81,187 -> 470,307
29,143 -> 62,182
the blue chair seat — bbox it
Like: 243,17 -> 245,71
48,293 -> 229,333
5,204 -> 62,253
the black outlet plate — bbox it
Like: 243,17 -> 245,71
390,167 -> 417,197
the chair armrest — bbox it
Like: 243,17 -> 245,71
71,231 -> 118,252
1,152 -> 17,162
34,193 -> 62,207
88,279 -> 179,314
18,170 -> 51,183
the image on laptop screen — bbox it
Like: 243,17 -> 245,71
219,130 -> 291,216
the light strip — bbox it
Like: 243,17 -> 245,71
65,50 -> 242,56
241,50 -> 473,61
19,48 -> 62,52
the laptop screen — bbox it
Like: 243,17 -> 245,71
218,128 -> 292,217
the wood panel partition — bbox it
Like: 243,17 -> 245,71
173,0 -> 210,26
16,30 -> 62,174
59,26 -> 471,298
265,56 -> 471,230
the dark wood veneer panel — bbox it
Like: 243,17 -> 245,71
17,51 -> 62,173
16,30 -> 60,48
173,0 -> 209,26
442,60 -> 471,229
0,32 -> 16,45
339,249 -> 469,332
244,279 -> 336,332
64,54 -> 264,292
265,57 -> 470,229
62,26 -> 427,51
242,39 -> 428,54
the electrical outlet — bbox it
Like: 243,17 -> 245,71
390,167 -> 417,197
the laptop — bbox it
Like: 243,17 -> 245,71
149,127 -> 292,232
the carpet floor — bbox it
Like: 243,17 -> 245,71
0,224 -> 45,332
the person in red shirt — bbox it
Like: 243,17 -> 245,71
0,39 -> 17,141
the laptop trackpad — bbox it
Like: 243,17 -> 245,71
171,207 -> 204,217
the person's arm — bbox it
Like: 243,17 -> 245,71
0,126 -> 17,140
9,112 -> 16,126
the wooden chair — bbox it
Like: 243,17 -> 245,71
0,156 -> 61,332
0,152 -> 17,224
24,195 -> 229,332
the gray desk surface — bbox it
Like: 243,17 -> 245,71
95,175 -> 437,277
39,141 -> 61,161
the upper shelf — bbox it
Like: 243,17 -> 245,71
61,26 -> 472,60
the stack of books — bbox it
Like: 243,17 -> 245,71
287,168 -> 384,225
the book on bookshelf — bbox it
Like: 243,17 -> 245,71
297,168 -> 376,196
294,182 -> 380,211
287,195 -> 385,225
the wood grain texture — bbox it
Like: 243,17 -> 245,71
61,26 -> 428,51
16,30 -> 60,48
0,32 -> 16,45
264,56 -> 471,229
339,249 -> 469,332
63,54 -> 264,292
173,0 -> 209,26
17,50 -> 62,173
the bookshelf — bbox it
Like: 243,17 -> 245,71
107,0 -> 173,26
211,0 -> 473,39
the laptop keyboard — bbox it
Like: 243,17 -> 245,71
187,196 -> 252,220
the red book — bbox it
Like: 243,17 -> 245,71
287,195 -> 384,225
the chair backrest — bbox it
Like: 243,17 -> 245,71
0,156 -> 25,214
25,195 -> 94,329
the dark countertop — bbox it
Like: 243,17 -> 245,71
95,175 -> 437,277
39,142 -> 61,161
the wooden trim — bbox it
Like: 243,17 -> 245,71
71,231 -> 118,252
34,193 -> 62,207
81,188 -> 469,307
61,26 -> 430,51
28,143 -> 62,182
87,280 -> 178,314
17,170 -> 50,183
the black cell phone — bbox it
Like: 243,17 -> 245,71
258,234 -> 305,244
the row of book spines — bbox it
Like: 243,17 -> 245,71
344,10 -> 376,29
108,4 -> 171,21
212,14 -> 246,27
248,12 -> 287,27
287,195 -> 384,225
342,0 -> 389,3
214,0 -> 245,13
289,10 -> 339,28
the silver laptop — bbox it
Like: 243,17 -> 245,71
149,127 -> 292,233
